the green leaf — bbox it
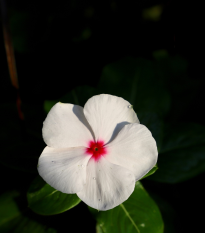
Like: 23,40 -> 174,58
155,55 -> 200,122
140,164 -> 158,180
27,175 -> 81,215
44,57 -> 171,118
0,191 -> 56,233
44,85 -> 100,113
96,224 -> 104,233
0,191 -> 21,232
9,10 -> 30,53
98,57 -> 171,117
149,193 -> 176,233
44,100 -> 58,114
89,181 -> 164,233
137,112 -> 164,152
149,123 -> 205,183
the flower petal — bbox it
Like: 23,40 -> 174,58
37,146 -> 91,193
77,156 -> 135,210
106,123 -> 158,181
43,103 -> 94,148
84,94 -> 139,144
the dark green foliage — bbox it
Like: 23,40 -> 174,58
89,182 -> 164,233
27,176 -> 81,215
0,191 -> 56,233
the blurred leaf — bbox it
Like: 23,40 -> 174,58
27,176 -> 81,215
149,193 -> 176,233
140,164 -> 158,180
89,181 -> 164,233
96,224 -> 104,233
98,57 -> 171,117
73,27 -> 92,41
44,85 -> 100,113
1,140 -> 42,173
155,55 -> 200,122
142,5 -> 163,21
137,112 -> 164,152
0,103 -> 44,173
71,85 -> 100,106
152,50 -> 168,60
0,191 -> 56,233
149,123 -> 205,183
0,191 -> 21,232
44,57 -> 171,118
161,55 -> 188,76
160,123 -> 205,153
22,103 -> 45,139
44,100 -> 57,114
9,10 -> 30,53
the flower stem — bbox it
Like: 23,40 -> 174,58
0,0 -> 24,121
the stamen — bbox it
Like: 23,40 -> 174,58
85,140 -> 107,161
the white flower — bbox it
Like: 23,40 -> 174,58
38,94 -> 158,211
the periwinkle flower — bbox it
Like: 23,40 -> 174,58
38,94 -> 158,210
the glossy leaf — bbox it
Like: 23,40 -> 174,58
140,164 -> 158,180
96,224 -> 104,233
149,123 -> 205,183
89,181 -> 164,233
0,191 -> 56,233
44,100 -> 58,114
27,176 -> 81,215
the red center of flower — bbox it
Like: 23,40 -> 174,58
85,140 -> 107,161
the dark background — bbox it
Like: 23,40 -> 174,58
1,0 -> 205,232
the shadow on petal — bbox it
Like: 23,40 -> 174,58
106,121 -> 130,145
72,105 -> 95,140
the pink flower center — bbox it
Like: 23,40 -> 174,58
85,140 -> 107,161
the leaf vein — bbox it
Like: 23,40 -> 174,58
120,203 -> 140,233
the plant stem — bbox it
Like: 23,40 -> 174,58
0,0 -> 24,120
